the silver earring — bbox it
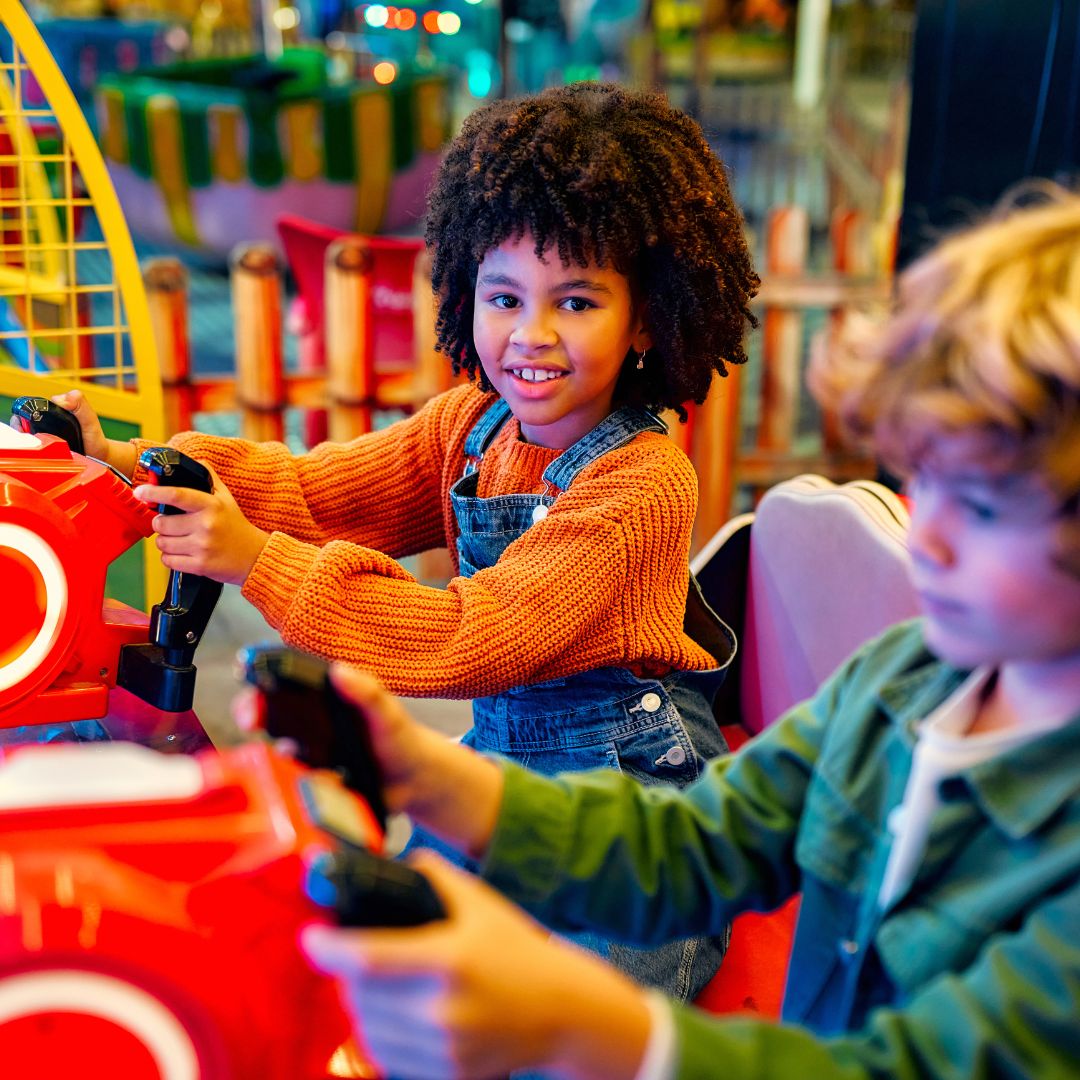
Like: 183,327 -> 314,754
636,348 -> 646,370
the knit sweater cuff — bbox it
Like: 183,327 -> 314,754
128,436 -> 154,483
241,530 -> 318,630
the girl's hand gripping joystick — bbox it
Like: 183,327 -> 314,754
116,448 -> 223,712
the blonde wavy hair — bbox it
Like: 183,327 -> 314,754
812,185 -> 1080,570
812,186 -> 1080,570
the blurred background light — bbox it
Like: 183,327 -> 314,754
364,4 -> 389,28
372,60 -> 397,83
436,10 -> 460,34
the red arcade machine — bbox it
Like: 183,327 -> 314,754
2,396 -> 217,748
0,645 -> 444,1078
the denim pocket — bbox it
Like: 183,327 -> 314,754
519,742 -> 620,776
612,713 -> 700,788
454,541 -> 482,579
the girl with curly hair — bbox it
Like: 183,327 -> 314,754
61,82 -> 758,998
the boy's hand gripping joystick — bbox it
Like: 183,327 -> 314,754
238,644 -> 445,927
307,846 -> 446,928
116,448 -> 223,712
11,396 -> 85,454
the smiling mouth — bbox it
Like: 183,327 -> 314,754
507,368 -> 568,383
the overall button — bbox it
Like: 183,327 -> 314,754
654,745 -> 687,767
839,939 -> 859,957
641,692 -> 662,713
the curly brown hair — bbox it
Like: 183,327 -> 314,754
424,82 -> 759,418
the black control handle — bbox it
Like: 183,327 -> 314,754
11,396 -> 84,455
116,448 -> 221,712
238,645 -> 388,830
140,447 -> 221,658
139,446 -> 213,517
307,849 -> 446,927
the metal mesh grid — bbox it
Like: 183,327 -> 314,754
0,44 -> 135,389
0,1 -> 166,608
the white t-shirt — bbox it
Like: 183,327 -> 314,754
879,667 -> 1070,909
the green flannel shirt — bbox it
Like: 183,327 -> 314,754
481,620 -> 1080,1078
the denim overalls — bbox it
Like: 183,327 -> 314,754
410,398 -> 737,1001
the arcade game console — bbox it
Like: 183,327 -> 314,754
0,736 -> 441,1078
0,631 -> 443,1078
2,398 -> 220,748
0,398 -> 447,1076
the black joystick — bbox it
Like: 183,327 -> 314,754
139,447 -> 213,516
238,644 -> 445,927
238,644 -> 388,830
11,396 -> 84,454
306,848 -> 446,927
117,448 -> 222,712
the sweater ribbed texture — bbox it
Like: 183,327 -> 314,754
132,384 -> 715,698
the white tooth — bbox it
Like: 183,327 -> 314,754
514,368 -> 564,382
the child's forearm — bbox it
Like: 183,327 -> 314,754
404,728 -> 505,861
110,439 -> 138,478
329,668 -> 504,861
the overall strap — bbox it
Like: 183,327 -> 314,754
542,407 -> 667,491
461,398 -> 514,475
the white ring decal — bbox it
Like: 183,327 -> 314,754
0,969 -> 200,1080
0,522 -> 68,693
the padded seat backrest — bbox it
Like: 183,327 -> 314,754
740,474 -> 918,733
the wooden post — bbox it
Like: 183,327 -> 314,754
691,365 -> 742,555
757,205 -> 809,453
411,245 -> 449,396
325,236 -> 375,440
144,257 -> 191,383
328,403 -> 375,443
231,242 -> 285,442
823,208 -> 869,452
144,257 -> 193,435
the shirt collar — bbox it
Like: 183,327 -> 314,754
878,652 -> 1080,837
878,658 -> 968,739
965,723 -> 1080,837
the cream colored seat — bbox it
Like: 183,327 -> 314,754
691,474 -> 918,1017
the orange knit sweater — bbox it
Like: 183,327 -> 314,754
133,384 -> 716,698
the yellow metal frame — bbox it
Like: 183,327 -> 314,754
0,63 -> 63,286
0,0 -> 167,605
